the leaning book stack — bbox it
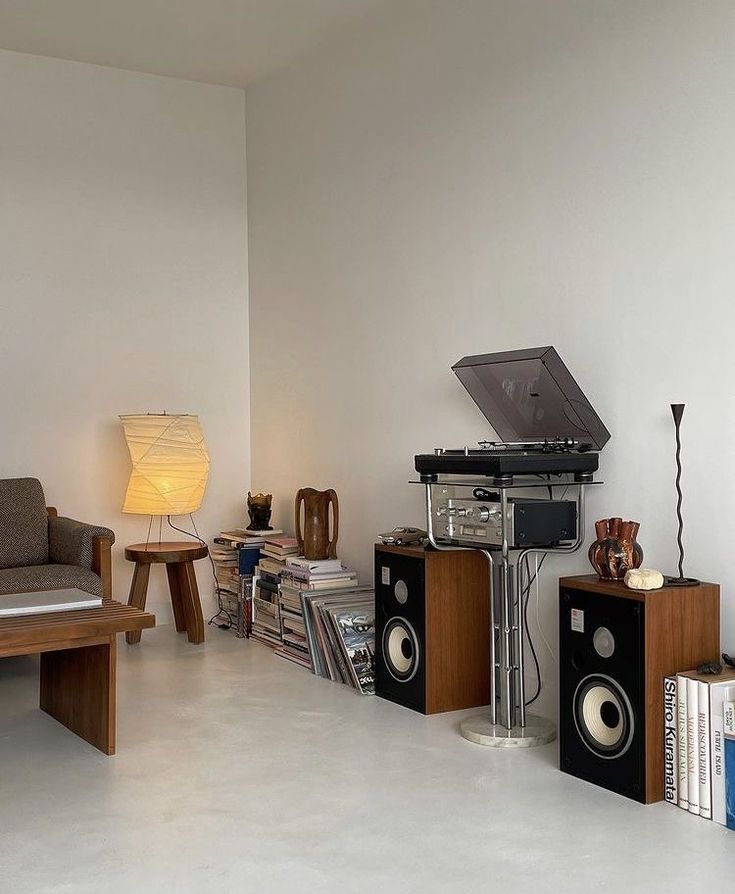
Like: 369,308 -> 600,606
301,585 -> 376,694
664,668 -> 735,829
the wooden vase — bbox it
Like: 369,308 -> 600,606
295,488 -> 339,560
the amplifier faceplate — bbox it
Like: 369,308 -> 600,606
434,497 -> 576,549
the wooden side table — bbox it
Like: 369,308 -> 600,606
125,541 -> 209,645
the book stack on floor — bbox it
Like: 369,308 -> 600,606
664,668 -> 735,829
210,536 -> 244,616
261,536 -> 300,568
301,585 -> 376,694
250,534 -> 297,647
213,529 -> 278,634
274,558 -> 359,669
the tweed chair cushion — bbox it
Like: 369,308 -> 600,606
0,564 -> 103,597
0,478 -> 49,569
49,516 -> 115,570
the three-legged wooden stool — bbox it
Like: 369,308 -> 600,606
125,541 -> 209,644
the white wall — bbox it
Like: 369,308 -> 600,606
247,0 -> 735,717
0,50 -> 250,619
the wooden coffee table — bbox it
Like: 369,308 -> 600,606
0,599 -> 155,754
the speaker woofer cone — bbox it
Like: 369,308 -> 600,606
382,617 -> 420,682
573,674 -> 634,759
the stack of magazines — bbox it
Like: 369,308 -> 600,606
275,558 -> 358,667
301,586 -> 375,694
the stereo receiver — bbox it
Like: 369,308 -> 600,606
434,496 -> 577,549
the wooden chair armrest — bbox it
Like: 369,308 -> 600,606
92,536 -> 113,601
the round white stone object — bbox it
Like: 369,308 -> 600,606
624,568 -> 664,590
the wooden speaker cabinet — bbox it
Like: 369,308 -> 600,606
375,544 -> 490,714
559,575 -> 720,803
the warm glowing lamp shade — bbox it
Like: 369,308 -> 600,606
120,414 -> 210,516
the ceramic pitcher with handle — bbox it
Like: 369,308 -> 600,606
295,488 -> 339,560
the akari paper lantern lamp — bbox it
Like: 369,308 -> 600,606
120,413 -> 211,647
120,414 -> 210,516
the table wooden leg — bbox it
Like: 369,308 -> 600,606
177,561 -> 205,644
126,561 -> 150,645
40,635 -> 116,755
166,563 -> 187,633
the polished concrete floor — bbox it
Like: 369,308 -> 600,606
1,624 -> 733,893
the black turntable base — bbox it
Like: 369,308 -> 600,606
415,450 -> 599,481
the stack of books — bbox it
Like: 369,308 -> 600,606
213,529 -> 278,635
301,586 -> 375,694
222,527 -> 283,541
281,557 -> 358,591
210,540 -> 241,608
261,536 -> 299,561
275,559 -> 359,668
250,536 -> 298,647
251,572 -> 282,647
255,537 -> 299,579
664,668 -> 735,829
275,585 -> 312,667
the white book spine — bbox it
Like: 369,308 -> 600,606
711,685 -> 735,826
676,674 -> 689,809
687,677 -> 700,815
726,701 -> 735,736
663,676 -> 678,805
698,680 -> 712,819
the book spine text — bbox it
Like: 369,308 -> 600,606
664,676 -> 678,805
676,674 -> 689,809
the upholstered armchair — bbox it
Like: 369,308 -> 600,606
0,478 -> 114,600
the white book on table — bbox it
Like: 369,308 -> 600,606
0,589 -> 102,617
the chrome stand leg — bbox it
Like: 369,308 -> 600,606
516,556 -> 526,729
424,479 -> 560,748
480,550 -> 497,726
500,554 -> 514,729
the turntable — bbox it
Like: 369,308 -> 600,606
415,346 -> 610,485
410,346 -> 610,748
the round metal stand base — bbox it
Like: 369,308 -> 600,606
460,712 -> 556,748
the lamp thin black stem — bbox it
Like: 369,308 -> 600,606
674,420 -> 684,579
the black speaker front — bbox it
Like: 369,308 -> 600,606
375,549 -> 427,713
559,586 -> 646,802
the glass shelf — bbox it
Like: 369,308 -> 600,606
409,476 -> 603,490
